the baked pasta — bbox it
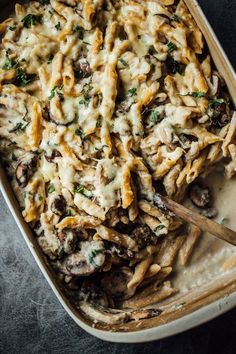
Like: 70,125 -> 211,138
0,0 -> 235,325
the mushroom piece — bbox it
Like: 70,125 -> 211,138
189,183 -> 211,208
57,229 -> 79,254
131,225 -> 155,249
79,301 -> 162,325
15,153 -> 38,187
45,149 -> 62,163
75,58 -> 91,79
55,240 -> 106,276
101,267 -> 135,300
80,280 -> 110,308
51,195 -> 67,215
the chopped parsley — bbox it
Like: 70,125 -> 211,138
128,87 -> 137,97
47,184 -> 55,193
48,86 -> 58,100
96,116 -> 102,128
40,0 -> 50,4
9,25 -> 17,31
73,25 -> 84,39
88,249 -> 104,268
118,58 -> 128,67
154,224 -> 165,231
9,121 -> 29,133
47,54 -> 54,64
180,91 -> 206,98
135,131 -> 145,138
55,22 -> 61,31
2,55 -> 17,70
150,110 -> 161,125
21,14 -> 42,28
74,185 -> 93,199
79,98 -> 90,106
16,68 -> 34,87
75,128 -> 85,140
167,41 -> 177,53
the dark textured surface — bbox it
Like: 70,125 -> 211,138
0,1 -> 236,353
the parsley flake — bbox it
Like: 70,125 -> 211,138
128,87 -> 137,97
22,14 -> 42,28
167,41 -> 177,53
55,22 -> 61,31
47,184 -> 55,193
118,58 -> 128,67
73,25 -> 84,39
180,91 -> 206,98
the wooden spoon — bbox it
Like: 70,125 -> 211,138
153,193 -> 236,246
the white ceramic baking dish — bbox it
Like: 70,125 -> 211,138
1,0 -> 236,343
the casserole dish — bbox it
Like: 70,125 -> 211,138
0,0 -> 236,343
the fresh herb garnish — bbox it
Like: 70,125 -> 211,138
74,185 -> 93,199
154,224 -> 165,231
2,55 -> 17,70
150,110 -> 161,125
40,0 -> 50,4
47,54 -> 54,64
9,121 -> 29,133
79,98 -> 90,106
55,22 -> 61,31
22,14 -> 42,28
180,91 -> 206,98
96,116 -> 102,128
9,25 -> 17,31
128,87 -> 137,97
48,86 -> 57,100
88,249 -> 104,268
170,14 -> 181,23
167,41 -> 177,53
73,25 -> 84,39
16,68 -> 34,87
209,98 -> 227,108
118,58 -> 128,67
75,128 -> 85,139
135,131 -> 145,137
47,184 -> 55,193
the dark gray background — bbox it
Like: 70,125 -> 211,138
1,1 -> 236,353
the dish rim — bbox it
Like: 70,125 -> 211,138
0,0 -> 236,343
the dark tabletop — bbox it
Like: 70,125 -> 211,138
1,1 -> 236,353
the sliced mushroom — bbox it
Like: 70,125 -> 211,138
45,149 -> 62,163
75,58 -> 91,79
189,183 -> 211,208
55,241 -> 105,276
51,195 -> 67,215
57,229 -> 79,254
80,280 -> 110,307
15,153 -> 38,187
101,267 -> 134,300
130,225 -> 155,249
79,301 -> 162,325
